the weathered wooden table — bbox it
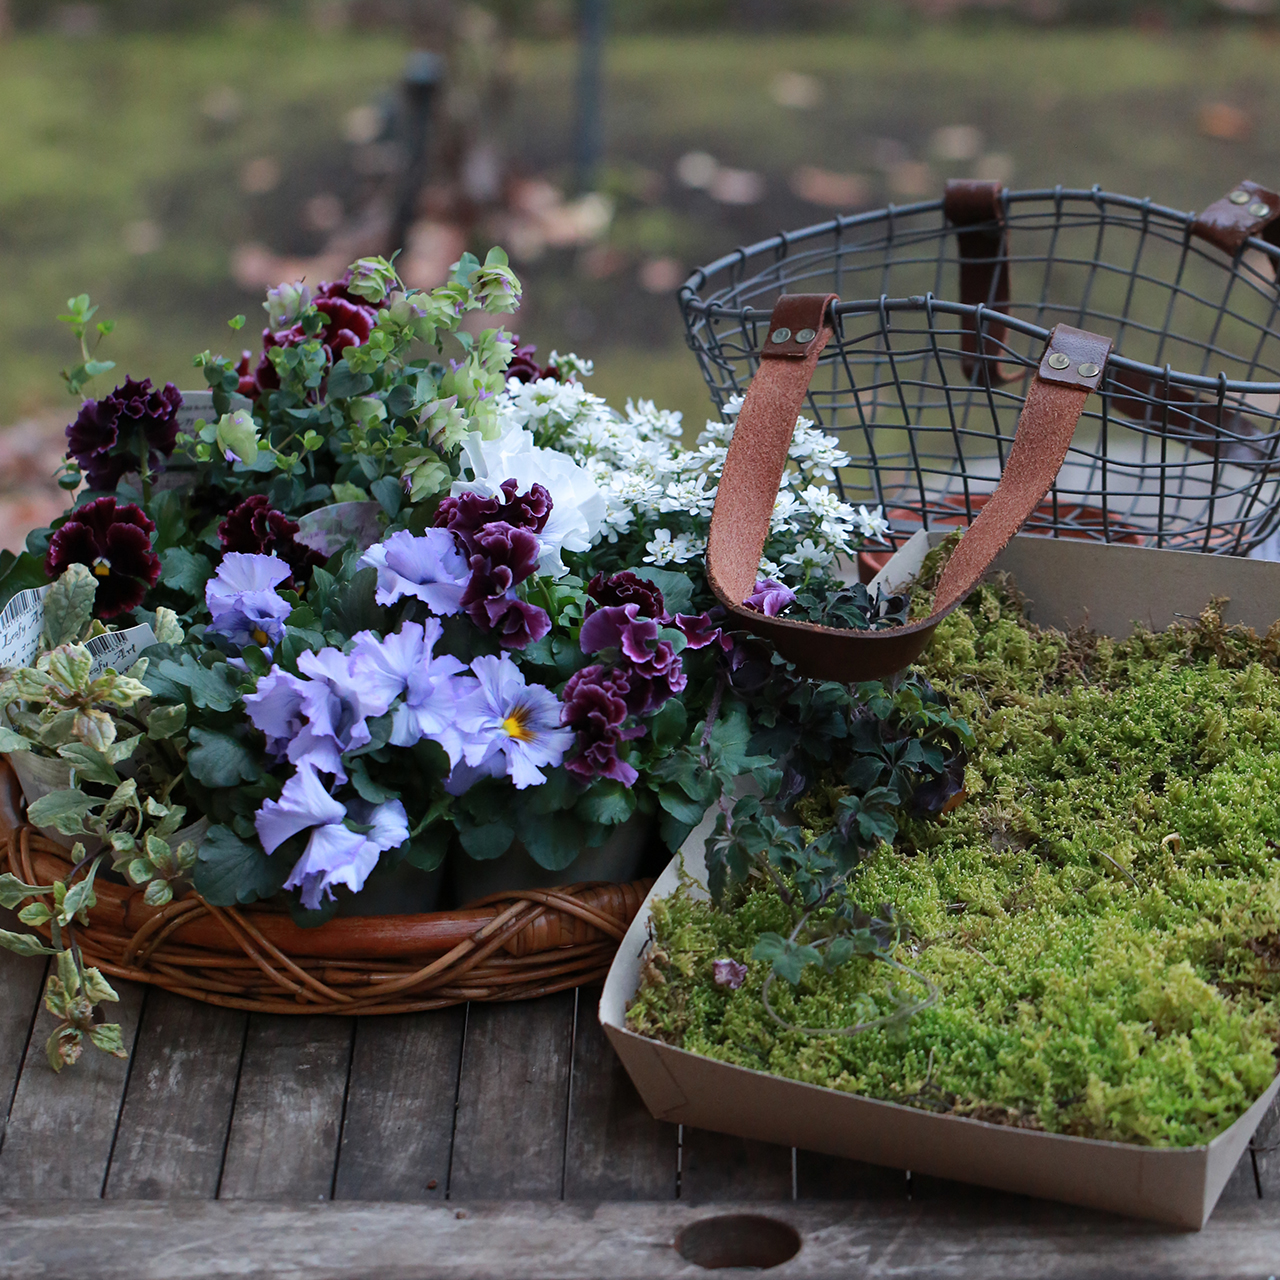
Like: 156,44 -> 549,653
2,913 -> 1280,1279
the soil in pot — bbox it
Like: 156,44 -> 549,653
450,812 -> 656,904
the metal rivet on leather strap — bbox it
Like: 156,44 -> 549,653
794,328 -> 816,343
1229,189 -> 1251,204
1046,352 -> 1072,370
1249,201 -> 1272,219
770,327 -> 792,344
1077,362 -> 1100,378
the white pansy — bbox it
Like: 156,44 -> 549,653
454,422 -> 606,577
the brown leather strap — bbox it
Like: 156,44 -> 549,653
706,297 -> 1113,681
945,179 -> 1018,385
1192,180 -> 1280,271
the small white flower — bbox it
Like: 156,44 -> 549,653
779,538 -> 833,570
771,490 -> 800,526
759,557 -> 783,579
643,527 -> 700,565
659,474 -> 717,518
721,393 -> 745,416
856,504 -> 891,540
697,418 -> 735,446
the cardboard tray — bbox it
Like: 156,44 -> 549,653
601,534 -> 1280,1229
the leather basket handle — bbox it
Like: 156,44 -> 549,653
945,179 -> 1019,385
706,295 -> 1113,682
1192,179 -> 1280,273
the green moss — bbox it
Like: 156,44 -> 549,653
628,588 -> 1280,1147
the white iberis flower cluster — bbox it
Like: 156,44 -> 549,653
496,377 -> 890,581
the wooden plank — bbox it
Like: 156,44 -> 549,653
563,989 -> 677,1200
0,908 -> 47,1152
0,978 -> 145,1198
216,1014 -> 354,1201
103,992 -> 247,1200
679,1128 -> 793,1203
333,1007 -> 465,1202
5,1198 -> 1280,1279
448,992 -> 575,1199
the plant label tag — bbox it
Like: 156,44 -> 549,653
0,586 -> 51,671
175,390 -> 253,435
85,624 -> 158,678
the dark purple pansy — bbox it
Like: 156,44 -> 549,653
435,478 -> 552,540
561,663 -> 646,786
673,610 -> 731,652
579,603 -> 687,716
218,495 -> 324,588
586,570 -> 664,620
248,276 -> 379,396
481,595 -> 552,650
65,376 -> 183,491
743,577 -> 796,617
504,338 -> 559,385
46,497 -> 161,618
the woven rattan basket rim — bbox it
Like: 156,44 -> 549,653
0,759 -> 652,1015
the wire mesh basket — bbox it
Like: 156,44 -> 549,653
680,183 -> 1280,560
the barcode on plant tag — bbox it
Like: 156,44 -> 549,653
85,624 -> 158,678
0,586 -> 50,671
176,390 -> 253,435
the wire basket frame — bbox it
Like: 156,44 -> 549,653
680,186 -> 1280,556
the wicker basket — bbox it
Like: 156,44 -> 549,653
0,759 -> 651,1015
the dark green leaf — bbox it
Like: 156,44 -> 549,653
630,567 -> 694,618
575,779 -> 635,826
194,824 -> 286,905
657,784 -> 707,827
326,361 -> 373,399
159,548 -> 214,596
520,811 -> 588,871
648,698 -> 687,752
187,727 -> 259,788
457,820 -> 514,861
370,475 -> 402,517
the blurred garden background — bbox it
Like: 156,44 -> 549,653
2,0 -> 1280,544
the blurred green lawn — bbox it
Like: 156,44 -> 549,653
4,18 -> 1280,431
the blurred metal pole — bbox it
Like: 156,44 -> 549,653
388,49 -> 445,260
573,0 -> 607,194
